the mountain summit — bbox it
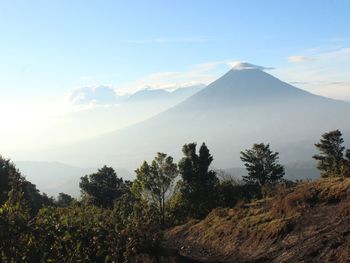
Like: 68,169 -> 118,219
176,67 -> 315,110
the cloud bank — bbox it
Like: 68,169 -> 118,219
228,61 -> 274,71
115,61 -> 226,94
68,86 -> 120,106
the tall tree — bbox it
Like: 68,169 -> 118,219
313,130 -> 345,177
346,149 -> 350,161
178,143 -> 219,219
339,149 -> 350,177
0,155 -> 48,214
80,166 -> 127,208
0,156 -> 22,205
132,152 -> 178,225
56,193 -> 75,207
240,143 -> 284,186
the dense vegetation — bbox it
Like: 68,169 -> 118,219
1,129 -> 350,262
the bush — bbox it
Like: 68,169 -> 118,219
0,194 -> 161,262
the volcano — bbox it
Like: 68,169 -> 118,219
42,64 -> 350,173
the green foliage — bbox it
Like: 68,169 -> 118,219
166,186 -> 189,225
217,180 -> 239,207
177,143 -> 219,219
121,200 -> 162,258
33,206 -> 120,262
0,156 -> 22,205
56,192 -> 75,207
22,180 -> 52,214
0,158 -> 162,262
240,143 -> 284,186
0,196 -> 161,262
215,170 -> 261,205
6,132 -> 349,261
217,179 -> 262,207
0,189 -> 35,262
340,149 -> 350,177
313,130 -> 346,177
346,149 -> 350,161
133,152 -> 178,225
80,165 -> 128,208
0,155 -> 51,215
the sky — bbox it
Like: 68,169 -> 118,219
1,0 -> 350,153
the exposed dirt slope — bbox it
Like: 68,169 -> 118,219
164,178 -> 350,262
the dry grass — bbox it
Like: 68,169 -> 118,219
165,178 -> 350,263
272,177 -> 350,217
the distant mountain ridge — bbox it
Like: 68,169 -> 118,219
16,161 -> 133,197
126,84 -> 205,103
70,84 -> 206,106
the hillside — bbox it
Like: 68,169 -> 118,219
164,178 -> 350,262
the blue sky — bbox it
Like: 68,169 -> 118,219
1,0 -> 350,102
1,0 -> 350,156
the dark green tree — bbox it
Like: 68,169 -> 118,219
21,180 -> 49,214
0,156 -> 21,205
313,130 -> 345,177
0,188 -> 34,262
178,142 -> 219,219
339,149 -> 350,177
346,149 -> 350,161
132,152 -> 178,225
0,155 -> 48,214
240,143 -> 284,186
56,192 -> 75,207
80,166 -> 127,208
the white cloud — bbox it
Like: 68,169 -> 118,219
228,61 -> 274,70
274,47 -> 350,101
69,60 -> 277,99
115,61 -> 228,94
67,85 -> 120,106
288,55 -> 316,63
58,61 -> 228,112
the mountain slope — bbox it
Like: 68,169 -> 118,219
39,67 -> 350,173
175,67 -> 315,109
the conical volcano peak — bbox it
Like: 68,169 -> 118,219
228,61 -> 273,71
177,61 -> 317,109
